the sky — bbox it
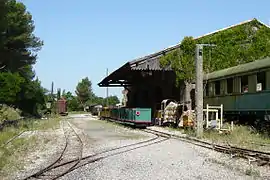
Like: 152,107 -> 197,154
21,0 -> 270,100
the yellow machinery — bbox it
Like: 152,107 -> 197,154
99,107 -> 110,119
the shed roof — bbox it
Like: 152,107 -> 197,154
204,57 -> 270,80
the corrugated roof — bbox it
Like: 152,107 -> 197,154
130,55 -> 171,71
204,57 -> 270,80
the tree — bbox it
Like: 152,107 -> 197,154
57,88 -> 61,100
0,0 -> 43,74
0,72 -> 24,104
103,95 -> 120,106
75,77 -> 93,110
68,96 -> 80,111
62,91 -> 73,101
160,36 -> 195,109
0,0 -> 45,117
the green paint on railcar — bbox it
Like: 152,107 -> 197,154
204,57 -> 270,81
204,91 -> 270,112
133,108 -> 152,123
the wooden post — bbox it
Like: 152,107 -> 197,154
206,104 -> 209,129
106,68 -> 109,107
195,44 -> 204,138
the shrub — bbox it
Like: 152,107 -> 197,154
0,104 -> 21,122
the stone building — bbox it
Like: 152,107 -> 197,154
98,18 -> 269,120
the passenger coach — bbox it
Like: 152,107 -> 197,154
203,57 -> 270,122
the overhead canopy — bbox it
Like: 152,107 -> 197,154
98,55 -> 172,87
98,63 -> 132,87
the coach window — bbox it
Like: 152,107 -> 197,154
215,81 -> 220,95
227,78 -> 233,94
205,83 -> 209,96
257,71 -> 266,91
241,75 -> 249,93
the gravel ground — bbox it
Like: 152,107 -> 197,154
11,127 -> 66,180
61,139 -> 255,180
59,115 -> 266,180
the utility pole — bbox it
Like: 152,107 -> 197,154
195,44 -> 204,138
106,68 -> 109,107
195,44 -> 216,138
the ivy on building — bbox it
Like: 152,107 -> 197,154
160,19 -> 270,86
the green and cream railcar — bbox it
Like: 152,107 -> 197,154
203,57 -> 270,120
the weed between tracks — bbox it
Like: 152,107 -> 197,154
180,124 -> 270,152
206,158 -> 261,178
202,125 -> 270,152
0,117 -> 61,179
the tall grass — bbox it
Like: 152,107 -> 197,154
203,125 -> 270,147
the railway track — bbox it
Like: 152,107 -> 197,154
1,130 -> 27,147
145,128 -> 270,166
22,126 -> 170,179
23,121 -> 84,180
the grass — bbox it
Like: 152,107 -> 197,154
0,117 -> 62,178
181,124 -> 270,151
203,125 -> 270,148
206,158 -> 261,178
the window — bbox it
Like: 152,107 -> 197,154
215,81 -> 220,95
204,83 -> 209,96
241,75 -> 248,93
227,78 -> 233,94
257,71 -> 266,91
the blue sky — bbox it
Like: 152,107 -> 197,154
22,0 -> 270,99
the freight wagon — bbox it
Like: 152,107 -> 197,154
56,98 -> 68,116
203,57 -> 270,126
99,107 -> 152,128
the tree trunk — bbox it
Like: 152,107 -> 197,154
184,81 -> 192,110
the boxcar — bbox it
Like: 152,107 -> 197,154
203,57 -> 270,123
56,98 -> 68,116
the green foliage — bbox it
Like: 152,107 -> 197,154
0,104 -> 21,122
61,79 -> 120,111
160,19 -> 270,85
75,77 -> 94,108
104,95 -> 120,106
0,72 -> 24,104
57,88 -> 61,100
0,0 -> 43,74
0,0 -> 45,117
62,91 -> 73,101
17,79 -> 46,116
160,36 -> 195,85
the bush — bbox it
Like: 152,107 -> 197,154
0,104 -> 21,122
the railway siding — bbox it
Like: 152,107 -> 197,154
147,126 -> 270,178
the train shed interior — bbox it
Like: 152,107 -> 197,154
98,55 -> 186,119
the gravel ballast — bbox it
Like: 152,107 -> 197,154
59,116 -> 263,180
